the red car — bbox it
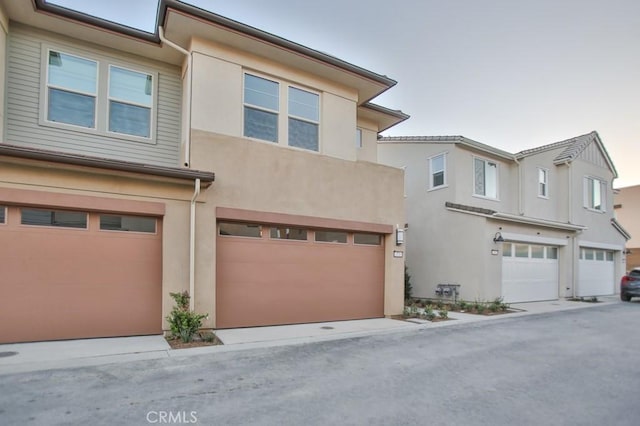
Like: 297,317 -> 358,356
620,268 -> 640,301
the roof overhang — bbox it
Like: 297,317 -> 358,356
611,218 -> 631,240
444,202 -> 587,232
358,103 -> 409,133
0,144 -> 215,186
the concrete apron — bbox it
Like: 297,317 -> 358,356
0,297 -> 620,375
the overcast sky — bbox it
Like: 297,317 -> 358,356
51,0 -> 640,187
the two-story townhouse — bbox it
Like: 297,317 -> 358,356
0,0 -> 409,343
614,185 -> 640,270
378,131 -> 628,303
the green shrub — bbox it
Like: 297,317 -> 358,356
423,305 -> 436,321
166,291 -> 208,343
404,266 -> 413,301
476,303 -> 486,314
459,300 -> 468,310
438,308 -> 448,319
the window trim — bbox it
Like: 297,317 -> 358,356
583,176 -> 607,213
428,152 -> 448,191
242,71 -> 322,153
472,156 -> 499,200
0,205 -> 6,225
40,45 -> 158,145
537,167 -> 549,199
20,207 -> 88,230
98,214 -> 157,234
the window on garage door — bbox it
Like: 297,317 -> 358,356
21,208 -> 87,229
503,243 -> 558,259
580,248 -> 614,262
219,222 -> 262,238
0,205 -> 6,224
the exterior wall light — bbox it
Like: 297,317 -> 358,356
493,231 -> 504,243
396,227 -> 405,246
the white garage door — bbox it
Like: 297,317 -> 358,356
578,248 -> 615,297
502,243 -> 559,303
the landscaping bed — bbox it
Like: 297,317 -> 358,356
404,297 -> 515,320
165,330 -> 223,349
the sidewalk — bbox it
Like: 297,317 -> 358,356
0,296 -> 620,375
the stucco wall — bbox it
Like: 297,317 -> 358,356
191,130 -> 406,323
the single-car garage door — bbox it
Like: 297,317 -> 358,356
0,205 -> 162,343
578,247 -> 615,296
216,221 -> 385,328
502,242 -> 559,303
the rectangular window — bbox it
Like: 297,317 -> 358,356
531,245 -> 544,259
584,248 -> 594,260
584,177 -> 606,211
315,230 -> 347,243
515,244 -> 529,258
606,251 -> 614,261
288,87 -> 319,151
108,66 -> 153,138
474,158 -> 498,198
244,74 -> 279,142
270,227 -> 307,241
538,168 -> 548,198
595,250 -> 605,261
21,208 -> 87,229
47,50 -> 97,128
219,222 -> 262,238
502,243 -> 512,257
547,247 -> 558,260
0,205 -> 6,224
100,214 -> 156,233
429,153 -> 446,189
356,128 -> 363,148
354,233 -> 382,245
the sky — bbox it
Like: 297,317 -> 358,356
50,0 -> 640,188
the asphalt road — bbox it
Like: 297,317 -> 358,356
1,302 -> 639,426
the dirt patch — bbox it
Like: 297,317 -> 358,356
165,331 -> 223,349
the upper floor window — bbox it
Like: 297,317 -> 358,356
584,176 -> 607,212
243,74 -> 279,142
243,73 -> 320,152
43,48 -> 156,142
538,168 -> 548,198
429,153 -> 447,189
47,51 -> 97,128
474,157 -> 498,199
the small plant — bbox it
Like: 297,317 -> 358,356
435,300 -> 444,310
423,305 -> 436,321
166,291 -> 208,343
459,300 -> 468,311
438,308 -> 448,319
476,303 -> 486,314
404,265 -> 413,301
404,304 -> 420,318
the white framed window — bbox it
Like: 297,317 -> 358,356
584,176 -> 607,212
429,153 -> 447,190
243,74 -> 279,143
473,157 -> 498,199
243,72 -> 320,152
538,168 -> 548,198
42,47 -> 157,143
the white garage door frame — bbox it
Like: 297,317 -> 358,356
578,247 -> 615,297
502,242 -> 559,303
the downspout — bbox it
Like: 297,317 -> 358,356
158,27 -> 193,168
566,161 -> 576,299
514,158 -> 523,215
189,179 -> 201,310
159,27 -> 198,309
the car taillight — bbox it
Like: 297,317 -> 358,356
622,276 -> 630,286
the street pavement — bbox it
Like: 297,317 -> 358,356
0,300 -> 638,425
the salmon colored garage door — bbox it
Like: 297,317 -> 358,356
216,221 -> 385,328
0,206 -> 162,343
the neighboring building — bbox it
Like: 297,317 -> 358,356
378,132 -> 629,303
0,0 -> 409,343
614,186 -> 640,269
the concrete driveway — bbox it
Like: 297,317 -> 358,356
0,300 -> 638,425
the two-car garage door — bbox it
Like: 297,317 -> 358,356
216,221 -> 385,328
0,205 -> 162,343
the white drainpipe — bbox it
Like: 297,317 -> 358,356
189,179 -> 201,310
159,27 -> 198,309
158,26 -> 193,168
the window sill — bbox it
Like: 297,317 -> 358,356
537,195 -> 549,200
472,194 -> 500,202
584,207 -> 606,214
427,184 -> 448,192
39,119 -> 157,146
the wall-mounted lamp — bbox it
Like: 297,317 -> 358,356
396,227 -> 405,246
624,249 -> 632,255
493,231 -> 504,243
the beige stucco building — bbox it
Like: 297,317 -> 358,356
378,132 -> 629,303
0,0 -> 408,343
614,185 -> 640,269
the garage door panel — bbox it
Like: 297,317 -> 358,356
0,210 -> 162,343
578,259 -> 614,296
502,243 -> 559,303
216,230 -> 384,329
